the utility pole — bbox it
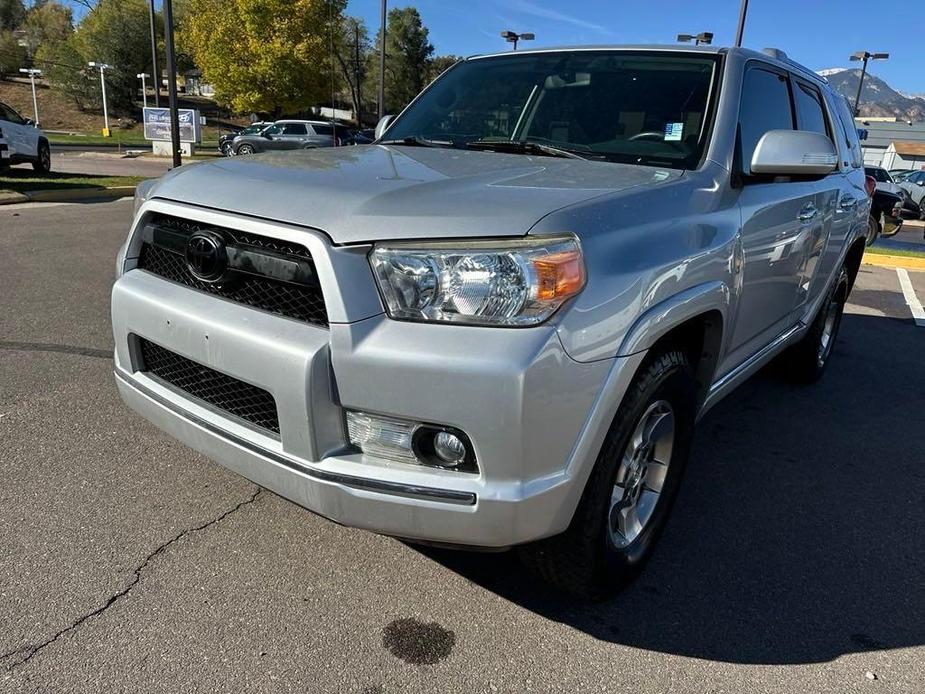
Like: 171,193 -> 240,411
148,0 -> 160,107
88,62 -> 112,136
850,51 -> 890,117
378,0 -> 386,120
734,0 -> 748,47
354,20 -> 362,123
18,68 -> 42,125
163,0 -> 182,167
137,73 -> 150,108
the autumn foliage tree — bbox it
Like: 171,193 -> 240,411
183,0 -> 341,115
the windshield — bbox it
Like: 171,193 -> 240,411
384,51 -> 719,169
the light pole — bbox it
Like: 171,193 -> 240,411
677,32 -> 713,46
734,0 -> 748,47
18,68 -> 42,125
88,62 -> 112,137
501,30 -> 534,51
137,73 -> 150,108
850,51 -> 889,117
163,0 -> 182,168
378,0 -> 386,120
148,0 -> 160,107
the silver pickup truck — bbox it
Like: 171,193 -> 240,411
112,45 -> 869,598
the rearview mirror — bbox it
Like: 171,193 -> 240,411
750,130 -> 838,176
374,115 -> 393,140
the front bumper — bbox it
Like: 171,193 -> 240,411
112,202 -> 636,547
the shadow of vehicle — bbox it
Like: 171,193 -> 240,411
413,312 -> 925,665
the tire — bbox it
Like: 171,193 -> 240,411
519,350 -> 697,600
777,265 -> 849,383
866,214 -> 881,246
236,144 -> 255,155
32,140 -> 51,174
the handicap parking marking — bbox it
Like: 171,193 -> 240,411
896,268 -> 925,327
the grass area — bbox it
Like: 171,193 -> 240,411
0,170 -> 144,193
866,244 -> 925,259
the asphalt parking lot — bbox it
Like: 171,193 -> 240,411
2,199 -> 924,693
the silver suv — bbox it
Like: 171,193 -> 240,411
113,46 -> 869,598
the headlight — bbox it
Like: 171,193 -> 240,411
133,178 -> 157,217
369,235 -> 585,326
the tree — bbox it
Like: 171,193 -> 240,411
365,6 -> 433,115
21,1 -> 72,57
0,0 -> 25,31
331,16 -> 369,123
0,29 -> 26,77
34,37 -> 97,109
183,0 -> 341,115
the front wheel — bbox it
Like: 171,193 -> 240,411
236,143 -> 255,155
519,350 -> 696,600
32,140 -> 51,174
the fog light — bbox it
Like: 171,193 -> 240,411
433,431 -> 467,466
345,410 -> 476,472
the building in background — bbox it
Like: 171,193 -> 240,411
856,117 -> 925,169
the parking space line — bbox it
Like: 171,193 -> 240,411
896,268 -> 925,327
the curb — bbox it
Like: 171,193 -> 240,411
863,252 -> 925,272
0,186 -> 136,205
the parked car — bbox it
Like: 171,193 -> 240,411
231,120 -> 339,155
218,122 -> 272,156
865,166 -> 922,218
115,45 -> 869,598
0,101 -> 50,173
0,127 -> 10,170
898,170 -> 925,216
868,188 -> 904,245
343,128 -> 375,145
889,168 -> 913,181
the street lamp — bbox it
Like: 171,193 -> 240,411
501,30 -> 534,51
136,73 -> 151,108
734,0 -> 749,47
850,51 -> 890,117
18,68 -> 42,126
378,0 -> 386,121
677,32 -> 713,45
88,62 -> 112,137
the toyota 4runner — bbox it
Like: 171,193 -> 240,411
112,45 -> 870,598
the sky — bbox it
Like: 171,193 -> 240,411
346,0 -> 924,94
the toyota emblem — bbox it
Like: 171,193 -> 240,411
185,232 -> 227,282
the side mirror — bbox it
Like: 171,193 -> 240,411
24,118 -> 35,127
750,130 -> 838,176
916,180 -> 924,187
374,115 -> 393,140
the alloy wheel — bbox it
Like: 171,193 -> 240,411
609,400 -> 676,549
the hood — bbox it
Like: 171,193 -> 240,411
875,181 -> 904,196
150,146 -> 681,244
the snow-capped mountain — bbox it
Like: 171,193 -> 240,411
816,68 -> 925,120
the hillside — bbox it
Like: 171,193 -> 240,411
818,68 -> 925,121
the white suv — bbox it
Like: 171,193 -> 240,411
0,101 -> 51,173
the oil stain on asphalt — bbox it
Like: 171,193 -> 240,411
382,618 -> 456,665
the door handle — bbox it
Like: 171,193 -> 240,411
798,203 -> 818,222
839,196 -> 858,211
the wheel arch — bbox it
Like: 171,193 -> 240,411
844,236 -> 866,292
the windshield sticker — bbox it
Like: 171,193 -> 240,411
664,122 -> 684,141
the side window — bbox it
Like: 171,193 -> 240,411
792,80 -> 830,137
832,96 -> 863,168
0,103 -> 17,124
738,66 -> 794,175
281,123 -> 307,135
312,124 -> 333,136
263,124 -> 282,136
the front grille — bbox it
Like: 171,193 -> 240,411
136,214 -> 328,327
138,338 -> 280,434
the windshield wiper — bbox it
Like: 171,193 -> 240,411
378,135 -> 456,148
464,139 -> 589,160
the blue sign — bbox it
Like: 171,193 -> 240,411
142,107 -> 200,143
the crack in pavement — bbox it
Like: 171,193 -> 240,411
0,487 -> 262,673
0,341 -> 112,360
